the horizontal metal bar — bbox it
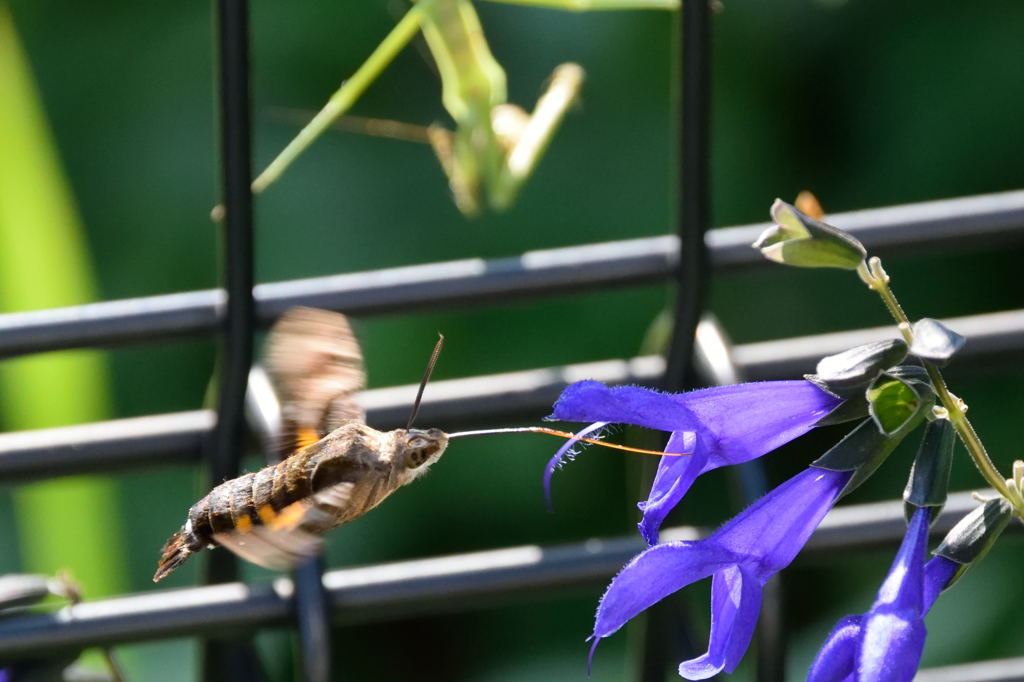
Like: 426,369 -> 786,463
707,189 -> 1024,270
0,191 -> 1021,358
0,308 -> 1021,481
0,490 -> 1003,658
916,657 -> 1024,682
731,308 -> 1024,381
0,411 -> 212,478
365,308 -> 1024,425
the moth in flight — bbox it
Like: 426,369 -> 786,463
153,308 -> 677,581
154,308 -> 447,581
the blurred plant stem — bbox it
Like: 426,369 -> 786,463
0,4 -> 127,598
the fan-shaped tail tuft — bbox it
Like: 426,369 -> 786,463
153,530 -> 193,582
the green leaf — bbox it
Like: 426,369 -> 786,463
0,8 -> 126,599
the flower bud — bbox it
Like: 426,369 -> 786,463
933,498 -> 1012,588
752,199 -> 867,270
810,339 -> 908,396
903,418 -> 955,518
909,318 -> 965,367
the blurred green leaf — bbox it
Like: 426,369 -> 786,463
0,4 -> 126,599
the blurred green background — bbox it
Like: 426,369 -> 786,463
1,0 -> 1022,679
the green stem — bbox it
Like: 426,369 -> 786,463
251,1 -> 431,194
479,0 -> 678,10
857,259 -> 1017,507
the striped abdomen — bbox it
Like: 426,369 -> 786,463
153,454 -> 320,581
186,458 -> 304,540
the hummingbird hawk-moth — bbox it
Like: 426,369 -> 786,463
151,309 -> 680,581
154,307 -> 448,582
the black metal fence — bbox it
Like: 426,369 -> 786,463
0,1 -> 1022,681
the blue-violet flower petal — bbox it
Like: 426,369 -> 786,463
548,380 -> 842,544
592,466 -> 852,679
809,507 -> 935,682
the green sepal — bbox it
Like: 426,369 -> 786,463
752,199 -> 868,270
867,372 -> 934,436
803,373 -> 842,398
812,412 -> 923,498
909,318 -> 966,367
933,498 -> 1012,588
903,418 -> 955,518
884,363 -> 930,383
813,391 -> 868,426
812,339 -> 908,396
757,239 -> 865,270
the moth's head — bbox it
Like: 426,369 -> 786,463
401,428 -> 448,470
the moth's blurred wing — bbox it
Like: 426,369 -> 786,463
308,481 -> 359,516
212,482 -> 356,570
213,526 -> 322,571
264,307 -> 367,459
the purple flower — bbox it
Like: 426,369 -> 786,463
590,466 -> 852,680
808,508 -> 958,682
547,380 -> 842,543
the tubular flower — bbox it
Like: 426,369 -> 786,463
808,508 -> 957,682
546,380 -> 842,543
590,466 -> 853,680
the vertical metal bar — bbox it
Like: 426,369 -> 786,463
294,559 -> 332,682
246,368 -> 333,682
695,318 -> 785,681
663,0 -> 712,394
204,0 -> 258,679
656,2 -> 788,671
210,0 -> 254,502
635,0 -> 713,679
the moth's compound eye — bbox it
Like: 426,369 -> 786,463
408,436 -> 429,450
405,448 -> 431,469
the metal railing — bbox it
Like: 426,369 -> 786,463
0,189 -> 1020,360
0,1 -> 1021,680
0,307 -> 1021,482
0,491 -> 998,656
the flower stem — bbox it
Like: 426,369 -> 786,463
857,258 -> 1017,508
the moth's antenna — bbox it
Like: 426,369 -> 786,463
407,333 -> 444,429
